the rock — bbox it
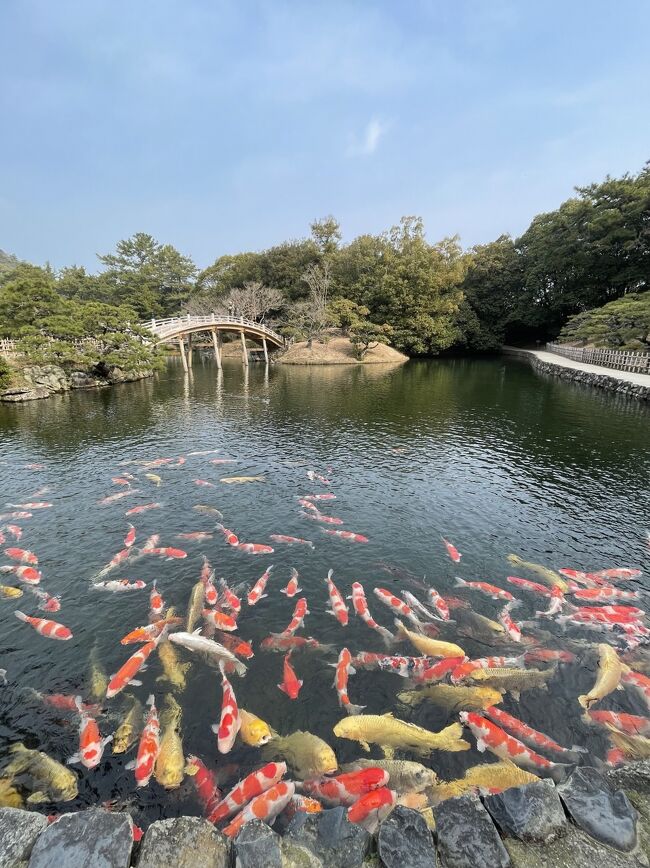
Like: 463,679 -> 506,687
377,805 -> 436,867
104,367 -> 152,384
23,366 -> 68,392
285,807 -> 372,867
27,809 -> 133,868
0,808 -> 48,868
558,767 -> 638,852
608,762 -> 650,796
280,838 -> 324,867
484,780 -> 567,843
69,371 -> 103,389
137,817 -> 230,868
234,821 -> 282,868
0,388 -> 52,402
434,794 -> 510,868
504,826 -> 648,867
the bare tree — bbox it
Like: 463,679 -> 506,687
301,262 -> 332,337
223,282 -> 283,322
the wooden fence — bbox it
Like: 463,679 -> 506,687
546,343 -> 650,374
0,338 -> 104,359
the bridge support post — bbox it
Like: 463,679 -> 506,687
262,337 -> 269,364
240,331 -> 249,366
186,333 -> 193,367
178,337 -> 188,373
211,329 -> 222,369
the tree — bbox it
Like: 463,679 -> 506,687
222,282 -> 284,322
0,264 -> 63,336
0,249 -> 20,284
328,298 -> 371,336
301,261 -> 333,338
310,216 -> 341,257
558,291 -> 650,349
349,321 -> 393,359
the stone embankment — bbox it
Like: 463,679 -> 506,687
503,347 -> 650,401
0,364 -> 152,403
1,761 -> 649,867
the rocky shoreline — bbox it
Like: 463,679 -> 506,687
0,364 -> 153,403
2,761 -> 649,867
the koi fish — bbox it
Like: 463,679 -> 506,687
150,581 -> 164,615
426,586 -> 450,621
143,546 -> 187,560
27,588 -> 61,613
455,577 -> 514,602
209,458 -> 238,464
483,706 -> 577,758
332,647 -> 364,715
442,537 -> 461,563
124,524 -> 136,548
96,547 -> 132,577
278,651 -> 303,699
571,587 -> 639,602
350,582 -> 393,645
414,656 -> 467,684
301,494 -> 336,502
219,579 -> 241,615
14,611 -> 72,640
120,618 -> 173,644
297,499 -> 319,511
194,479 -> 215,487
306,470 -> 331,485
213,664 -> 240,754
303,767 -> 389,807
524,648 -> 575,665
6,502 -> 52,510
203,608 -> 238,632
374,588 -> 420,628
280,597 -> 310,637
67,696 -> 112,769
223,780 -> 295,838
176,531 -> 213,541
377,655 -> 433,678
207,761 -> 288,824
215,523 -> 239,547
3,524 -> 23,540
194,505 -> 223,518
325,570 -> 349,626
248,565 -> 273,606
498,603 -> 522,642
270,534 -> 315,549
185,754 -> 221,816
234,542 -> 275,554
126,695 -> 160,787
284,795 -> 323,821
4,548 -> 38,565
535,587 -> 565,618
401,590 -> 444,624
302,511 -> 344,526
99,490 -> 136,505
320,529 -> 368,543
586,709 -> 650,736
92,580 -> 146,592
260,634 -> 328,653
204,574 -> 218,607
125,503 -> 162,516
450,656 -> 523,684
589,568 -> 642,581
621,669 -> 650,711
106,634 -> 164,698
0,565 -> 42,584
0,512 -> 32,520
112,477 -> 131,486
213,631 -> 254,660
506,576 -> 553,597
347,787 -> 396,833
281,568 -> 302,598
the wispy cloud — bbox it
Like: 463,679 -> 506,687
347,118 -> 388,157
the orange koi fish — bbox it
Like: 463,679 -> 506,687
204,608 -> 238,632
280,568 -> 302,598
4,547 -> 38,565
223,780 -> 295,838
247,565 -> 273,606
126,695 -> 159,787
14,611 -> 72,640
185,754 -> 221,816
215,523 -> 239,547
124,524 -> 136,548
303,767 -> 388,807
442,537 -> 461,563
278,651 -> 302,700
1,565 -> 42,584
332,647 -> 364,715
106,634 -> 163,698
455,577 -> 514,602
350,582 -> 393,646
68,696 -> 112,769
208,761 -> 288,824
150,581 -> 164,615
347,787 -> 396,833
279,597 -> 310,637
325,570 -> 349,626
320,528 -> 368,543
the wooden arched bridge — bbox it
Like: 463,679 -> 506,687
142,315 -> 285,370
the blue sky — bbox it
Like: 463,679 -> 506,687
1,1 -> 649,271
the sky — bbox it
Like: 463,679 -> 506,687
1,0 -> 649,271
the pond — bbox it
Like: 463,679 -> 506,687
0,355 -> 648,827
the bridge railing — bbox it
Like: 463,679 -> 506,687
545,343 -> 650,374
142,314 -> 284,344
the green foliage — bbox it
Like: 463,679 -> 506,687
328,298 -> 370,336
0,249 -> 21,283
0,356 -> 11,389
558,291 -> 650,349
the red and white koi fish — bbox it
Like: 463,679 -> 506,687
278,651 -> 303,699
284,795 -> 323,821
4,547 -> 38,565
207,761 -> 288,824
97,547 -> 132,577
3,524 -> 23,540
279,597 -> 310,637
125,503 -> 162,516
401,590 -> 444,623
558,569 -> 600,587
524,648 -> 575,665
536,587 -> 565,618
350,652 -> 392,670
325,570 -> 349,626
507,576 -> 553,597
414,656 -> 467,684
373,588 -> 420,628
303,768 -> 388,807
450,656 -> 523,684
234,541 -> 275,554
248,565 -> 273,606
204,608 -> 238,632
223,780 -> 295,838
127,695 -> 159,787
302,511 -> 344,526
143,546 -> 187,560
185,754 -> 221,816
347,787 -> 396,834
106,633 -> 164,698
141,534 -> 160,551
442,537 -> 461,563
588,568 -> 642,582
498,602 -> 522,641
570,604 -> 644,624
455,577 -> 514,602
0,529 -> 5,544
194,479 -> 215,487
7,502 -> 52,510
213,664 -> 240,754
350,582 -> 393,645
204,574 -> 219,607
587,709 -> 650,736
460,712 -> 567,777
320,528 -> 368,543
426,586 -> 450,621
92,579 -> 146,592
484,706 -> 576,757
281,568 -> 302,598
621,670 -> 650,711
571,587 -> 639,603
0,565 -> 42,584
14,611 -> 72,640
149,581 -> 164,615
27,587 -> 61,613
99,490 -> 137,505
260,634 -> 328,653
306,470 -> 331,485
219,579 -> 241,615
214,631 -> 254,660
112,477 -> 132,487
121,619 -> 174,644
215,523 -> 239,547
270,534 -> 315,549
301,493 -> 337,502
200,555 -> 213,583
0,512 -> 32,520
297,499 -> 319,512
377,655 -> 432,678
332,647 -> 364,715
32,692 -> 101,714
124,524 -> 136,548
68,696 -> 112,769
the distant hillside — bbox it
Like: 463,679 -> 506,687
559,291 -> 650,350
0,249 -> 20,281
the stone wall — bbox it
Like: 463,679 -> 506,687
1,762 -> 649,868
503,347 -> 650,402
0,364 -> 153,403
